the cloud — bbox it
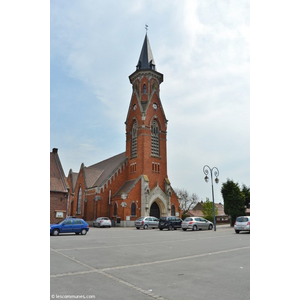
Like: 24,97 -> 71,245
50,0 -> 250,201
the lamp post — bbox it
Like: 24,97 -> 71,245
121,193 -> 128,227
203,165 -> 219,231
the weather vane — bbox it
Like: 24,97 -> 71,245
145,24 -> 148,32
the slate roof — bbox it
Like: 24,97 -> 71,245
50,149 -> 68,193
84,152 -> 127,188
113,178 -> 139,198
136,34 -> 156,71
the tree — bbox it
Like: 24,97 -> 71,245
221,179 -> 245,226
174,188 -> 199,214
201,197 -> 218,222
241,184 -> 250,208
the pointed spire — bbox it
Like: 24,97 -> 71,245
136,34 -> 156,71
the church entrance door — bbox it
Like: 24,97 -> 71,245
150,202 -> 160,219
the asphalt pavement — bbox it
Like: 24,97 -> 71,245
50,224 -> 250,300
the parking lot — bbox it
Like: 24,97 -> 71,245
50,225 -> 250,300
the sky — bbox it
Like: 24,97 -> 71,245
50,0 -> 250,204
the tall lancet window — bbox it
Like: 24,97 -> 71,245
151,120 -> 159,156
131,121 -> 138,157
77,187 -> 82,214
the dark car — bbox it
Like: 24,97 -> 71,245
158,216 -> 182,230
50,218 -> 89,236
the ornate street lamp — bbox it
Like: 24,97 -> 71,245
203,165 -> 220,231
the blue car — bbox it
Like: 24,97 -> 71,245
50,218 -> 89,236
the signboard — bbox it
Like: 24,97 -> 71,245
56,211 -> 64,218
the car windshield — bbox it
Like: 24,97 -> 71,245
184,218 -> 192,222
137,217 -> 144,221
57,220 -> 65,224
236,217 -> 249,222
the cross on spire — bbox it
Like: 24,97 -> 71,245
145,24 -> 148,32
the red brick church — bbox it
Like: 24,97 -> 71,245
66,34 -> 181,226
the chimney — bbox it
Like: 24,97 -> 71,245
52,148 -> 58,154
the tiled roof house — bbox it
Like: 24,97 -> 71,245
50,148 -> 69,223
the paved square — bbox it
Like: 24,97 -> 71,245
50,226 -> 250,300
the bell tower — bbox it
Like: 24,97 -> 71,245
125,34 -> 168,191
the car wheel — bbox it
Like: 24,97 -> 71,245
168,225 -> 172,231
159,228 -> 163,230
81,229 -> 87,235
136,227 -> 140,229
98,224 -> 101,228
208,224 -> 213,230
144,224 -> 148,229
53,229 -> 59,236
75,232 -> 79,235
192,225 -> 197,231
182,228 -> 187,231
235,230 -> 240,234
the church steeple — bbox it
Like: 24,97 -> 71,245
136,34 -> 156,71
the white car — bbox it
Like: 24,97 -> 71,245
93,217 -> 112,228
135,216 -> 159,229
234,216 -> 250,233
181,217 -> 213,231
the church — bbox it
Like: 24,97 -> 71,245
66,34 -> 181,226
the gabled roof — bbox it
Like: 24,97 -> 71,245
50,148 -> 68,193
187,210 -> 204,217
190,202 -> 227,217
68,170 -> 78,193
113,178 -> 139,198
136,34 -> 156,71
84,152 -> 127,188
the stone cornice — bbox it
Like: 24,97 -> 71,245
129,69 -> 163,84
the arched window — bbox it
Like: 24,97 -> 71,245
171,205 -> 175,216
131,202 -> 136,216
143,84 -> 147,94
76,187 -> 82,214
131,121 -> 137,157
151,120 -> 159,156
114,202 -> 117,216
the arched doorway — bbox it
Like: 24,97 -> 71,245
150,202 -> 160,219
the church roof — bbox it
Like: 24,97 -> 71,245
68,170 -> 78,193
84,152 -> 127,188
136,34 -> 156,71
113,179 -> 138,198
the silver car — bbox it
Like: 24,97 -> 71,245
93,217 -> 112,228
181,217 -> 213,231
135,216 -> 159,229
234,216 -> 250,233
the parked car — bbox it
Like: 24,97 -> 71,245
181,217 -> 213,231
93,217 -> 112,228
50,218 -> 89,236
234,216 -> 250,233
135,216 -> 159,229
158,216 -> 182,230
